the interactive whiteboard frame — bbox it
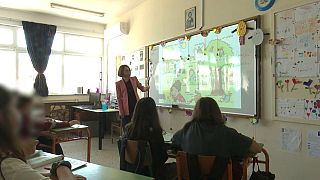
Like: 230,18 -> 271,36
146,16 -> 261,118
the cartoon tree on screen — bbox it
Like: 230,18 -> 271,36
206,39 -> 233,96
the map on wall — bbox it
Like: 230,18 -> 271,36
149,20 -> 258,116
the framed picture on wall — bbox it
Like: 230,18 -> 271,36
185,7 -> 196,31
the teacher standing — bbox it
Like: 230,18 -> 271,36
116,65 -> 149,128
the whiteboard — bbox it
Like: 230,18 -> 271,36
149,19 -> 259,116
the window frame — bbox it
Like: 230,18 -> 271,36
0,24 -> 104,95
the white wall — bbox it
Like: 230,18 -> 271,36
107,0 -> 320,179
0,7 -> 105,37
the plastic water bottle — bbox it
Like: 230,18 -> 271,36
102,101 -> 107,112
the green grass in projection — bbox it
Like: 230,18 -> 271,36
152,24 -> 241,109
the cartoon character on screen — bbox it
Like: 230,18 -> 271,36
189,69 -> 196,82
170,80 -> 186,103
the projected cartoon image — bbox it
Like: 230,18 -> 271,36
149,24 -> 244,109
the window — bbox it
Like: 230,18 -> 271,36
0,25 -> 103,95
0,51 -> 16,89
46,55 -> 63,94
17,28 -> 26,47
65,34 -> 103,55
18,53 -> 36,94
64,56 -> 101,94
52,33 -> 64,51
0,27 -> 13,45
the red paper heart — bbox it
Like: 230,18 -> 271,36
307,113 -> 311,117
285,80 -> 290,83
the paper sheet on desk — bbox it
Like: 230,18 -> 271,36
281,127 -> 301,152
307,130 -> 320,157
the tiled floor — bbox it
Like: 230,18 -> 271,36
61,136 -> 120,168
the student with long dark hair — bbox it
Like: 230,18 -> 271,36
0,86 -> 85,180
172,97 -> 262,179
123,97 -> 168,179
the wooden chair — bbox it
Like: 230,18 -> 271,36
124,140 -> 153,176
242,148 -> 270,180
176,151 -> 232,180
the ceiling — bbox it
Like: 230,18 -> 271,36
0,0 -> 146,24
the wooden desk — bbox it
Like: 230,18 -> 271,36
71,106 -> 119,150
73,161 -> 154,180
48,125 -> 91,162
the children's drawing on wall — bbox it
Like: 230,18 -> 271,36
276,98 -> 304,118
304,99 -> 320,120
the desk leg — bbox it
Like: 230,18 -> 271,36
99,118 -> 103,150
86,128 -> 91,162
52,137 -> 56,154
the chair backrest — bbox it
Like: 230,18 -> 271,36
176,151 -> 232,180
125,140 -> 152,166
242,148 -> 270,180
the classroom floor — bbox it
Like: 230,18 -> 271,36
61,136 -> 120,169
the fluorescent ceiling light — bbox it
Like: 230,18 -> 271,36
50,3 -> 104,17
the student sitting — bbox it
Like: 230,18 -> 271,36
121,97 -> 169,179
172,97 -> 262,180
17,95 -> 79,155
0,86 -> 85,180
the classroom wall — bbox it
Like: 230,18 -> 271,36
0,7 -> 105,37
108,0 -> 320,179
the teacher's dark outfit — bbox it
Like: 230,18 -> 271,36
116,76 -> 146,128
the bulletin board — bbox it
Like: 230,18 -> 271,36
274,1 -> 320,125
116,48 -> 148,97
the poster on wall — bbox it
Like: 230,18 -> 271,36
116,49 -> 146,97
281,127 -> 301,152
307,130 -> 320,157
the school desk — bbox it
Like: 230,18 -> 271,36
71,106 -> 119,150
73,160 -> 154,180
45,124 -> 91,162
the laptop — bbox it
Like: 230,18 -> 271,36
80,93 -> 101,109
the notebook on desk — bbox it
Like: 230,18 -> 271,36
27,150 -> 64,169
31,151 -> 87,174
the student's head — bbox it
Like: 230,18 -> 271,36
188,12 -> 192,18
0,86 -> 25,160
118,65 -> 131,78
191,97 -> 225,126
17,94 -> 33,116
128,97 -> 162,139
170,80 -> 182,97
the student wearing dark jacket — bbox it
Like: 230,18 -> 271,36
172,97 -> 262,179
122,97 -> 168,179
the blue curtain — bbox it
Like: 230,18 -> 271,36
22,21 -> 56,97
